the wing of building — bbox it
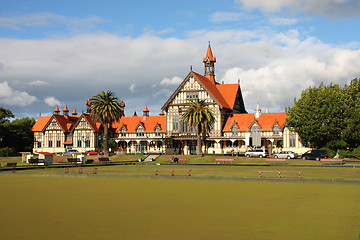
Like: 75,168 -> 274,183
31,106 -> 101,154
32,43 -> 309,155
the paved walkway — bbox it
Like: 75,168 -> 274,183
143,155 -> 159,162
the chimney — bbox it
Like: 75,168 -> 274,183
254,104 -> 261,119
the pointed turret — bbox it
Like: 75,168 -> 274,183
159,110 -> 165,116
143,106 -> 149,117
63,106 -> 69,116
72,109 -> 77,115
203,42 -> 216,84
86,99 -> 91,113
54,106 -> 60,115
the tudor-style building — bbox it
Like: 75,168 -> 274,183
112,107 -> 167,154
32,43 -> 309,155
31,106 -> 101,154
112,43 -> 309,155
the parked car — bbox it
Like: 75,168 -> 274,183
85,151 -> 103,155
301,150 -> 328,161
61,149 -> 78,156
273,151 -> 298,159
245,149 -> 269,158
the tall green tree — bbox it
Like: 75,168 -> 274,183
89,91 -> 124,157
4,117 -> 36,152
286,79 -> 360,151
342,78 -> 360,148
0,107 -> 14,123
181,99 -> 215,157
0,107 -> 35,154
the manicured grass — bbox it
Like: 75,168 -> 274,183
2,154 -> 359,167
14,163 -> 360,182
0,176 -> 359,240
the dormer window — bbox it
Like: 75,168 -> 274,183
231,124 -> 238,136
136,128 -> 144,137
154,127 -> 160,137
120,128 -> 126,137
273,125 -> 279,135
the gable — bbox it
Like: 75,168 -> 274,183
162,71 -> 231,111
71,114 -> 99,132
74,116 -> 91,130
45,116 -> 68,132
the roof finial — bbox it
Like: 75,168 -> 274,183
238,78 -> 240,85
190,65 -> 192,72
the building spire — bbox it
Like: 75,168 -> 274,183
203,41 -> 216,84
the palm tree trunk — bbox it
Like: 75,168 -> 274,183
103,123 -> 109,157
196,125 -> 203,157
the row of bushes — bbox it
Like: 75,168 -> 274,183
0,147 -> 17,157
321,146 -> 360,159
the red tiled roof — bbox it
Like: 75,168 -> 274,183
257,113 -> 287,131
205,75 -> 216,85
31,116 -> 52,132
113,115 -> 166,133
54,115 -> 80,131
224,113 -> 287,132
192,72 -> 231,109
216,84 -> 239,109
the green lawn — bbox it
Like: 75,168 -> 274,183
1,155 -> 360,239
0,176 -> 359,240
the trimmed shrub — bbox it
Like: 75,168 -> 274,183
351,146 -> 360,159
338,149 -> 351,159
0,147 -> 17,157
320,147 -> 336,158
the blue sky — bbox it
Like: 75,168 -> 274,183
1,0 -> 360,119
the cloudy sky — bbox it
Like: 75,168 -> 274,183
1,0 -> 360,119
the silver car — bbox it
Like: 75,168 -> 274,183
245,149 -> 269,158
273,151 -> 298,159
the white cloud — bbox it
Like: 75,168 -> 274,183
0,81 -> 37,107
29,80 -> 48,86
44,96 -> 63,107
0,12 -> 104,30
0,29 -> 360,116
129,83 -> 136,93
269,17 -> 298,26
160,76 -> 183,85
209,12 -> 242,22
153,89 -> 173,98
236,0 -> 360,18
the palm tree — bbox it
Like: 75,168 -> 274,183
181,99 -> 215,157
89,91 -> 124,157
